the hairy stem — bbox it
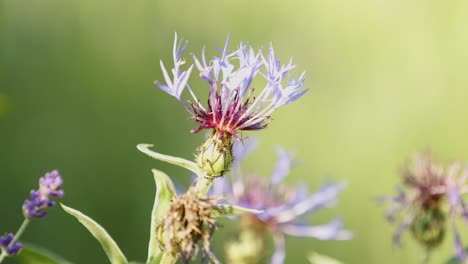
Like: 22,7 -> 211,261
194,176 -> 213,197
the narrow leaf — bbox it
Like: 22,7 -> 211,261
61,204 -> 128,264
212,204 -> 263,218
15,243 -> 73,264
146,169 -> 176,264
137,144 -> 200,174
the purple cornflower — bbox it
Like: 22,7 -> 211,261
155,33 -> 308,140
0,233 -> 22,255
212,139 -> 351,264
380,152 -> 468,261
23,170 -> 64,219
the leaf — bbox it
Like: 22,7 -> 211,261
146,169 -> 176,264
137,144 -> 200,174
15,243 -> 73,264
308,252 -> 343,264
61,204 -> 128,264
212,204 -> 263,218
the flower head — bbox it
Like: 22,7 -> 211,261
156,187 -> 222,264
23,170 -> 64,219
155,33 -> 308,140
0,233 -> 22,256
379,151 -> 468,261
212,139 -> 351,264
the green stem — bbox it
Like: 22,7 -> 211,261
160,253 -> 177,264
0,218 -> 31,263
420,247 -> 431,264
194,176 -> 213,197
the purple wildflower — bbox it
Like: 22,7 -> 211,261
155,33 -> 308,140
0,233 -> 22,256
212,138 -> 351,264
23,170 -> 64,219
379,151 -> 468,261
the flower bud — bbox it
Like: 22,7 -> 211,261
410,207 -> 446,249
196,131 -> 233,178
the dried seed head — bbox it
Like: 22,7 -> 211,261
157,187 -> 221,263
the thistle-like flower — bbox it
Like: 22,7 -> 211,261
212,139 -> 351,264
155,33 -> 307,178
379,151 -> 468,261
23,170 -> 64,219
0,234 -> 22,256
155,33 -> 307,140
156,187 -> 221,264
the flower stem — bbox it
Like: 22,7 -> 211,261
194,176 -> 213,197
160,253 -> 177,264
420,247 -> 431,264
0,218 -> 31,263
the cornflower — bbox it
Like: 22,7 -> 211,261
380,151 -> 468,261
212,139 -> 351,264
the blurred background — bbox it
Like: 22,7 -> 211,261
2,0 -> 468,263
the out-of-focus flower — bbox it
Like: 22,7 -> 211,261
379,151 -> 468,261
23,170 -> 64,219
155,33 -> 308,140
0,233 -> 22,256
213,139 -> 351,264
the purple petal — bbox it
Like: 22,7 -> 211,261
280,218 -> 352,240
6,242 -> 22,255
271,147 -> 294,185
209,176 -> 231,197
272,182 -> 346,223
452,222 -> 467,261
270,234 -> 286,264
0,233 -> 14,248
232,137 -> 258,167
392,215 -> 413,246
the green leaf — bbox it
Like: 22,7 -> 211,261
212,204 -> 263,218
137,144 -> 200,174
15,243 -> 73,264
146,169 -> 176,264
61,204 -> 128,264
308,252 -> 343,264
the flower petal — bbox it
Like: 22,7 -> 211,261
280,218 -> 352,240
271,147 -> 294,185
270,234 -> 286,264
271,182 -> 346,223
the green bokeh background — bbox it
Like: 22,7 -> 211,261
2,0 -> 468,263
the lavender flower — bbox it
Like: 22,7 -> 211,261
0,233 -> 22,256
379,151 -> 468,261
23,170 -> 64,219
155,33 -> 308,140
212,139 -> 351,264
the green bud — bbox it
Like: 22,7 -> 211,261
410,206 -> 446,249
196,131 -> 233,178
225,229 -> 266,264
